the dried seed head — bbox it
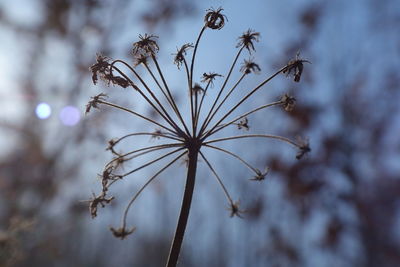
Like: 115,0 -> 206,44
173,43 -> 194,69
100,166 -> 122,190
106,138 -> 119,155
201,72 -> 223,88
90,53 -> 111,85
240,58 -> 261,74
104,74 -> 130,88
132,34 -> 159,56
85,93 -> 108,114
89,192 -> 114,219
134,53 -> 149,67
191,83 -> 205,95
109,226 -> 136,240
151,129 -> 164,140
229,200 -> 244,218
204,7 -> 227,30
237,29 -> 260,53
250,168 -> 269,181
235,117 -> 250,131
280,94 -> 296,112
283,52 -> 311,82
296,137 -> 311,159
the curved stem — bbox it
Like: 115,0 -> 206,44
199,151 -> 233,204
203,101 -> 283,137
199,46 -> 244,136
106,143 -> 183,169
195,80 -> 211,130
150,54 -> 191,136
142,63 -> 178,116
190,26 -> 206,89
111,61 -> 184,136
112,132 -> 183,145
183,58 -> 195,135
121,151 -> 186,231
121,147 -> 184,178
204,144 -> 259,174
166,147 -> 199,267
201,73 -> 246,132
97,100 -> 176,135
205,134 -> 299,147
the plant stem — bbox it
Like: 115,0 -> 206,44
166,146 -> 199,267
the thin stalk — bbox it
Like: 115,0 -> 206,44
189,26 -> 207,89
121,147 -> 184,178
194,80 -> 211,130
201,72 -> 246,132
188,26 -> 206,136
204,144 -> 259,174
204,134 -> 299,148
204,101 -> 283,137
112,132 -> 183,144
199,151 -> 233,204
150,54 -> 191,136
111,61 -> 184,136
121,151 -> 186,231
143,63 -> 179,117
194,90 -> 199,132
166,146 -> 199,267
183,58 -> 195,135
106,143 -> 183,169
199,46 -> 245,136
97,100 -> 176,135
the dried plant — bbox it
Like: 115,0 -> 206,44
86,7 -> 310,266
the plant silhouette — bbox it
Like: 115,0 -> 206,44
87,7 -> 310,267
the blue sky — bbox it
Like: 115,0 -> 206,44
1,0 -> 400,266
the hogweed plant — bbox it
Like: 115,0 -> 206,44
86,7 -> 310,267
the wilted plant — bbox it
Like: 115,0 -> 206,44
87,7 -> 310,267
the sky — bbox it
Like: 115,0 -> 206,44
1,0 -> 400,266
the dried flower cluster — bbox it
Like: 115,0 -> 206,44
86,6 -> 310,266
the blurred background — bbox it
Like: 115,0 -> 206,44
1,0 -> 399,266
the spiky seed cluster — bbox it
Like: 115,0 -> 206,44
201,72 -> 223,88
283,52 -> 311,82
173,43 -> 194,69
192,83 -> 204,95
132,34 -> 159,56
281,94 -> 296,112
250,168 -> 269,181
134,54 -> 149,67
85,93 -> 108,114
237,29 -> 260,53
296,137 -> 311,159
235,117 -> 250,130
89,54 -> 130,88
204,7 -> 227,30
240,58 -> 261,74
229,200 -> 244,218
86,7 -> 310,247
89,193 -> 114,219
90,54 -> 110,85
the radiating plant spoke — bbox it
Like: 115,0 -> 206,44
118,151 -> 187,237
199,151 -> 234,206
204,144 -> 259,175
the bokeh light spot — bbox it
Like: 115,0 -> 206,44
59,105 -> 81,126
35,102 -> 52,119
